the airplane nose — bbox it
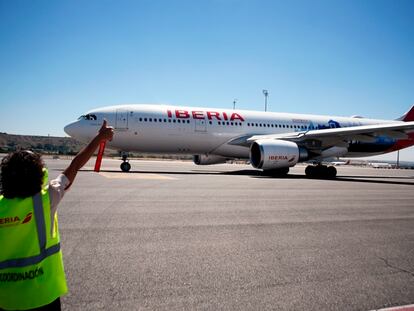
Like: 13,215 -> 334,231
64,121 -> 79,138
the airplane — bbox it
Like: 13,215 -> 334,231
329,160 -> 351,166
369,162 -> 393,169
64,104 -> 414,178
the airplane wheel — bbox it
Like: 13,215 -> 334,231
305,165 -> 315,177
326,166 -> 337,179
120,162 -> 131,172
305,165 -> 336,179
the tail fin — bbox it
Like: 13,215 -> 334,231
396,105 -> 414,121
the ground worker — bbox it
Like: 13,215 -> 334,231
0,120 -> 114,310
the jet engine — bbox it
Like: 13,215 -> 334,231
250,140 -> 308,170
193,154 -> 228,165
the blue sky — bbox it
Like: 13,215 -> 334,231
0,0 -> 413,160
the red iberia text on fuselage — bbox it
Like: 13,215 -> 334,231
167,109 -> 245,122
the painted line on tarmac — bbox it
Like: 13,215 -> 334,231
99,172 -> 177,180
370,304 -> 414,311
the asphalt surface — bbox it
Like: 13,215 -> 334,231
43,158 -> 414,311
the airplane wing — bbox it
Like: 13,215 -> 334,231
229,121 -> 414,153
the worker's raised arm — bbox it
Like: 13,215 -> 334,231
63,120 -> 114,187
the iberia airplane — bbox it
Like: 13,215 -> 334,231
64,104 -> 414,178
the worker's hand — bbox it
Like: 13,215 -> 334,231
98,119 -> 114,141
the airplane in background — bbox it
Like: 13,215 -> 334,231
369,162 -> 393,169
330,160 -> 351,166
64,104 -> 414,178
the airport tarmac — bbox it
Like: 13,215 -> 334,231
43,159 -> 414,310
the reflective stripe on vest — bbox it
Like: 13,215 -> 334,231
0,193 -> 60,269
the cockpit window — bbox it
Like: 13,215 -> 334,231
78,114 -> 97,121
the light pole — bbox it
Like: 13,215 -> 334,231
233,99 -> 237,110
262,89 -> 268,112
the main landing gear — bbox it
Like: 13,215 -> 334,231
305,164 -> 337,179
120,152 -> 131,172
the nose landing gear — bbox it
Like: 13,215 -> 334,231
305,164 -> 337,179
120,152 -> 131,172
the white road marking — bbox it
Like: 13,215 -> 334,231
99,172 -> 177,180
370,304 -> 414,311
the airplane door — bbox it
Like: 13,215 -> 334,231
195,119 -> 207,132
115,110 -> 128,130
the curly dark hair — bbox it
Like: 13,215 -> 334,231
0,150 -> 45,199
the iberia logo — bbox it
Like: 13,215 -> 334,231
0,212 -> 33,228
21,212 -> 33,224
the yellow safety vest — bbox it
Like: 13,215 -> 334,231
0,170 -> 67,310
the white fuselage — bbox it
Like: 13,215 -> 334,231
64,104 -> 397,158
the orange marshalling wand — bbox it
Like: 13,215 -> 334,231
94,141 -> 106,172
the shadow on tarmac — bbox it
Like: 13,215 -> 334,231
75,168 -> 262,176
57,168 -> 414,186
334,176 -> 414,186
254,174 -> 414,185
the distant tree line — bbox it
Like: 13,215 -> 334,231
0,133 -> 85,155
0,133 -> 193,160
